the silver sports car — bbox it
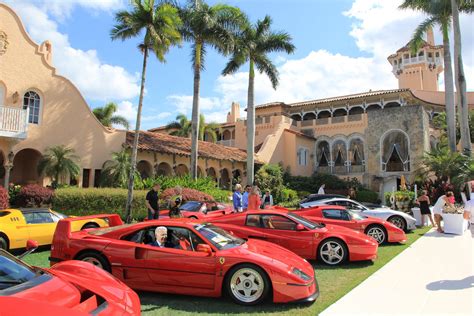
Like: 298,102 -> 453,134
300,197 -> 417,232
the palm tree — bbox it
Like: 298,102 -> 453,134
400,0 -> 473,153
450,0 -> 472,156
166,114 -> 191,137
100,149 -> 138,188
422,144 -> 469,183
38,145 -> 80,188
179,0 -> 246,180
93,102 -> 130,129
222,16 -> 295,185
111,0 -> 182,222
166,113 -> 219,142
400,0 -> 456,152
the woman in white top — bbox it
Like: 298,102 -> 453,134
318,184 -> 325,194
432,191 -> 454,233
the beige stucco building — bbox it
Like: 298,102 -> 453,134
0,4 -> 247,189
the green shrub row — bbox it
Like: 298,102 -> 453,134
355,190 -> 380,203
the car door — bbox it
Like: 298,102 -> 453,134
259,214 -> 313,258
242,214 -> 270,241
23,211 -> 57,245
142,226 -> 217,291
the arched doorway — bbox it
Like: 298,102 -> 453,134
197,166 -> 204,178
137,160 -> 153,179
156,162 -> 172,176
332,140 -> 347,174
207,167 -> 217,182
175,164 -> 189,177
11,148 -> 43,185
220,169 -> 230,189
316,141 -> 330,173
381,130 -> 410,172
232,169 -> 242,186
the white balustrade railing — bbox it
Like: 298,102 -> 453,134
217,139 -> 235,147
0,105 -> 29,138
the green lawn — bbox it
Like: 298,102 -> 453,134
23,227 -> 430,315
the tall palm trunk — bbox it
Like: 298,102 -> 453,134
125,48 -> 148,223
442,25 -> 456,153
246,59 -> 255,185
190,42 -> 202,180
451,0 -> 471,156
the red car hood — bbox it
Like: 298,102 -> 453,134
0,297 -> 89,316
317,223 -> 370,240
222,239 -> 314,276
12,273 -> 82,309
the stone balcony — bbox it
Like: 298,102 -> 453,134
217,139 -> 235,147
0,105 -> 29,139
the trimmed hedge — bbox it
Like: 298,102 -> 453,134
17,184 -> 53,207
52,188 -> 148,219
0,186 -> 9,209
355,190 -> 379,203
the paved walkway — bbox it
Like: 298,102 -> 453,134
321,227 -> 474,316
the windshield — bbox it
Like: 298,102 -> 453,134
348,210 -> 367,220
287,213 -> 324,229
194,224 -> 244,250
179,201 -> 202,212
0,249 -> 43,292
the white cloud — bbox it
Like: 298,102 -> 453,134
7,1 -> 140,101
142,112 -> 173,122
116,100 -> 137,121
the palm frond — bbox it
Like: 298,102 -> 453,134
254,54 -> 279,89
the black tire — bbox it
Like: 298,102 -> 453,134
81,222 -> 100,230
225,264 -> 271,306
0,235 -> 8,251
76,251 -> 111,272
365,225 -> 387,244
317,238 -> 348,266
388,216 -> 407,232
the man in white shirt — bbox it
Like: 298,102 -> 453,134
318,184 -> 325,194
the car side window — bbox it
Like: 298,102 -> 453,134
322,209 -> 348,220
246,214 -> 261,227
23,212 -> 54,224
167,227 -> 205,251
260,215 -> 296,230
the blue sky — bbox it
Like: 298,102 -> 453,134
6,0 -> 474,130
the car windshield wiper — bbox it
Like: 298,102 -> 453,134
0,279 -> 26,285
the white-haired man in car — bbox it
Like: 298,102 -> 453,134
150,226 -> 167,247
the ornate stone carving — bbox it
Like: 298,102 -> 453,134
0,31 -> 8,55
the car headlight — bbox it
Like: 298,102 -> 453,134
292,268 -> 312,281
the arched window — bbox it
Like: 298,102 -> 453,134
23,91 -> 41,124
316,141 -> 330,167
381,130 -> 410,172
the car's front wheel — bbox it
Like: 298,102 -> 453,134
365,225 -> 387,244
0,235 -> 8,251
76,251 -> 111,272
318,238 -> 348,265
226,264 -> 270,305
388,216 -> 406,231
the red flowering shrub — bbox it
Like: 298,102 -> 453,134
161,188 -> 213,203
17,184 -> 53,207
0,186 -> 9,209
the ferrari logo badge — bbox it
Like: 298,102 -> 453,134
219,257 -> 225,265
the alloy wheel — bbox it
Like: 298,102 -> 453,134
320,240 -> 345,265
230,268 -> 265,303
81,256 -> 104,269
367,226 -> 386,244
388,216 -> 405,231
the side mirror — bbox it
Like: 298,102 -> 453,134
196,244 -> 212,256
18,240 -> 39,260
296,223 -> 305,231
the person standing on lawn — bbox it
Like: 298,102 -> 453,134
248,186 -> 261,211
233,184 -> 243,213
432,191 -> 454,233
169,197 -> 183,218
145,183 -> 160,220
242,185 -> 251,211
318,184 -> 325,194
416,190 -> 435,227
261,190 -> 273,208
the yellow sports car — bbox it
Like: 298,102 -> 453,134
0,208 -> 108,251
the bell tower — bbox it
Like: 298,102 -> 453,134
387,28 -> 444,91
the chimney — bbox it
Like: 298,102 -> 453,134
227,102 -> 240,123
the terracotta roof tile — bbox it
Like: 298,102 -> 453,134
126,131 -> 250,163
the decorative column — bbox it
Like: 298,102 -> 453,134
3,151 -> 14,188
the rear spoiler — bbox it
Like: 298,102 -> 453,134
52,214 -> 123,255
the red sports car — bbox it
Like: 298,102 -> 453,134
0,242 -> 140,316
160,201 -> 233,219
210,209 -> 378,266
49,214 -> 318,305
293,206 -> 407,244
